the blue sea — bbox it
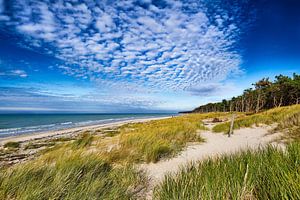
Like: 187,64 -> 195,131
0,113 -> 173,138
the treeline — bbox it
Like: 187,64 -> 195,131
190,73 -> 300,113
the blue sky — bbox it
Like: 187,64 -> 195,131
0,0 -> 299,113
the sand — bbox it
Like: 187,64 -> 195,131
0,116 -> 283,199
140,125 -> 282,199
0,116 -> 170,145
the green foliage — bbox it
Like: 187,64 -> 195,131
3,142 -> 20,149
192,73 -> 300,113
72,132 -> 94,149
0,150 -> 146,200
154,142 -> 300,200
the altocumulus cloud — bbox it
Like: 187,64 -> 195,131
1,0 -> 249,93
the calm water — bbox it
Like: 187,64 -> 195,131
0,113 -> 173,138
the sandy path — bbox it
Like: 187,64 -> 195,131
0,116 -> 170,145
140,126 -> 281,198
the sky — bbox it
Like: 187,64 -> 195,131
0,0 -> 299,113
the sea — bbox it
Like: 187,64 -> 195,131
0,113 -> 174,138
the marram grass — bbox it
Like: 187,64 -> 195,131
154,142 -> 300,200
213,104 -> 300,135
103,113 -> 229,163
0,149 -> 146,200
0,113 -> 228,199
43,113 -> 228,164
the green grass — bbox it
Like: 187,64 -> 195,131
213,104 -> 300,135
0,149 -> 146,200
275,111 -> 300,141
0,112 -> 246,199
154,142 -> 300,200
103,113 -> 229,163
3,142 -> 20,149
72,132 -> 94,149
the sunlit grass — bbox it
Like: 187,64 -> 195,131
154,142 -> 300,200
102,113 -> 230,163
0,148 -> 146,200
0,112 -> 246,199
213,104 -> 300,136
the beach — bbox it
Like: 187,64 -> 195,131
0,107 -> 297,199
0,116 -> 171,145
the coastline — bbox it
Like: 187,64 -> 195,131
0,116 -> 171,145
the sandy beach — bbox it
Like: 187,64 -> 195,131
0,116 -> 170,145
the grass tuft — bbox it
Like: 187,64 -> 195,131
155,142 -> 300,200
0,149 -> 146,200
3,142 -> 20,149
72,132 -> 94,149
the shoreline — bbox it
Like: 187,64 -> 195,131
0,116 -> 171,145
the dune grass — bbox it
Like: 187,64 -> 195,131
3,142 -> 20,149
273,111 -> 300,141
154,142 -> 300,200
72,132 -> 94,149
0,148 -> 146,200
103,113 -> 229,163
0,112 -> 233,199
213,104 -> 300,136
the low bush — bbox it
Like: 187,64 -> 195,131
3,142 -> 20,149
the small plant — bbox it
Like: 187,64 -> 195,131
72,133 -> 94,148
212,117 -> 222,123
3,142 -> 20,149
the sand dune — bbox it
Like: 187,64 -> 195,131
140,124 -> 282,199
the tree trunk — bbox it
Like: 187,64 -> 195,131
256,92 -> 261,113
278,96 -> 283,107
241,97 -> 245,112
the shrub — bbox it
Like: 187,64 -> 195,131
3,142 -> 20,149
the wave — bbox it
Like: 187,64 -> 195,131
60,121 -> 73,125
0,114 -> 171,138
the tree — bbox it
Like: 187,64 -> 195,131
191,73 -> 300,113
253,78 -> 272,113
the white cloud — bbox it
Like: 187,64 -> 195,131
0,69 -> 28,78
95,13 -> 115,33
4,0 -> 244,93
